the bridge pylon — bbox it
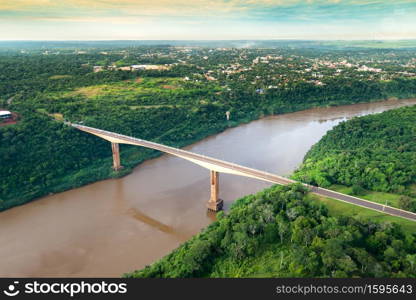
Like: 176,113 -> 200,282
111,142 -> 123,171
207,170 -> 223,212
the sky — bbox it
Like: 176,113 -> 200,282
0,0 -> 415,40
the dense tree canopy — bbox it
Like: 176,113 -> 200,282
126,184 -> 416,278
1,45 -> 416,210
293,105 -> 416,209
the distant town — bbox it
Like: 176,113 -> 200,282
20,45 -> 416,95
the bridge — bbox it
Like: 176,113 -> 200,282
71,123 -> 416,222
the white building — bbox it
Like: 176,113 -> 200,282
0,110 -> 12,119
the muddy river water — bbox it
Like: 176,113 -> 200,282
1,99 -> 415,277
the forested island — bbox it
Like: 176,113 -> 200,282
127,104 -> 416,278
1,41 -> 416,211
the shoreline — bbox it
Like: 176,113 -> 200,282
3,96 -> 416,213
1,97 -> 415,277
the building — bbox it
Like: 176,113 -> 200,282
93,66 -> 104,72
131,65 -> 169,71
0,110 -> 12,119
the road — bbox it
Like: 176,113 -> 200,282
71,123 -> 416,222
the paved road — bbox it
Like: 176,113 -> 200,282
310,186 -> 416,222
71,123 -> 416,222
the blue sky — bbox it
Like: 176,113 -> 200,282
0,0 -> 415,40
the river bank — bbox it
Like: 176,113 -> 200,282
0,98 -> 415,277
3,96 -> 415,212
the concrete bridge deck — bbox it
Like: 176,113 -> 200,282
71,123 -> 416,222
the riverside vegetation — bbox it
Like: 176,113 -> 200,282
1,42 -> 416,211
126,184 -> 416,278
293,105 -> 416,212
127,105 -> 416,278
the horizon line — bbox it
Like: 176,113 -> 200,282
1,38 -> 416,42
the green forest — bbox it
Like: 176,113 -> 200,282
1,45 -> 416,211
126,184 -> 416,278
126,104 -> 416,278
293,105 -> 416,211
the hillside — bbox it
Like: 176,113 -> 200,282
127,105 -> 416,278
293,105 -> 416,211
126,184 -> 416,278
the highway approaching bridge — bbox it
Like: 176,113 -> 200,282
71,123 -> 416,222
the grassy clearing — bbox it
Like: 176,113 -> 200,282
51,113 -> 64,121
328,184 -> 414,209
45,76 -> 222,109
49,75 -> 73,80
67,77 -> 185,99
43,76 -> 195,104
36,108 -> 48,114
71,86 -> 104,98
128,105 -> 182,110
36,109 -> 64,121
307,193 -> 416,234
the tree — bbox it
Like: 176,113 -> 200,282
351,184 -> 366,196
406,254 -> 416,274
275,215 -> 289,244
398,195 -> 414,211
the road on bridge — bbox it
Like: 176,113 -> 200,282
72,123 -> 416,222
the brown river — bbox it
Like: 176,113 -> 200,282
1,99 -> 415,277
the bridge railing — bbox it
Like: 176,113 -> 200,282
70,123 -> 416,222
72,123 -> 295,184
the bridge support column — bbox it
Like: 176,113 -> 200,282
111,142 -> 122,171
207,170 -> 223,212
